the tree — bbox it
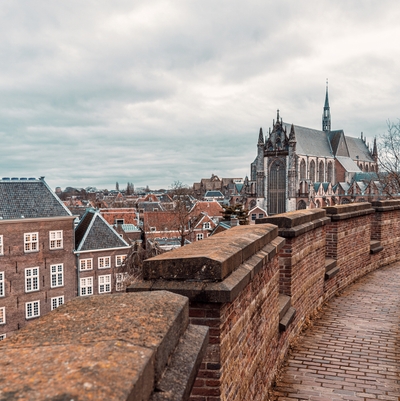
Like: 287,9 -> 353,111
378,120 -> 400,196
116,181 -> 120,191
168,181 -> 196,246
126,182 -> 134,195
222,204 -> 249,225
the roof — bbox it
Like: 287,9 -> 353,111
282,123 -> 333,157
75,209 -> 130,251
0,178 -> 72,220
204,191 -> 224,198
121,224 -> 141,232
336,156 -> 361,173
189,201 -> 223,218
346,137 -> 375,162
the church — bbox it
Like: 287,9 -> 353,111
243,85 -> 379,215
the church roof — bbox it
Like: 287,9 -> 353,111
346,137 -> 375,162
335,156 -> 361,173
282,123 -> 333,157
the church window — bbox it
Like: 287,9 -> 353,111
309,160 -> 316,182
300,159 -> 306,180
365,164 -> 369,172
268,158 -> 286,215
297,200 -> 307,210
318,161 -> 324,183
327,161 -> 333,183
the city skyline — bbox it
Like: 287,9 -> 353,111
1,1 -> 399,190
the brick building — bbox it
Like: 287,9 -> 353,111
0,177 -> 76,339
74,209 -> 131,296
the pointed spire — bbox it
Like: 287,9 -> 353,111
322,79 -> 331,132
289,124 -> 296,142
258,127 -> 264,145
372,137 -> 378,160
277,109 -> 280,121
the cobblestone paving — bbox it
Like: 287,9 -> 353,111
272,263 -> 400,401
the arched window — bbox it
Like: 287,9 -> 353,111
268,158 -> 286,215
365,164 -> 369,172
342,198 -> 351,204
327,161 -> 333,183
318,160 -> 324,183
297,200 -> 307,210
300,159 -> 306,180
309,160 -> 316,182
371,165 -> 375,172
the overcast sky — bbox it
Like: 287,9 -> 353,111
1,1 -> 399,191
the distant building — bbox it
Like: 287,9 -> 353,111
0,177 -> 76,338
244,84 -> 379,214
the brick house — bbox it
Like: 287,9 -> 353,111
74,209 -> 131,296
0,177 -> 76,339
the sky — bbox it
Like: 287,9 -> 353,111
1,1 -> 400,191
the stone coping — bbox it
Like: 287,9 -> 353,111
0,292 -> 209,401
130,237 -> 285,303
256,209 -> 330,238
324,202 -> 375,221
143,224 -> 278,281
371,199 -> 400,212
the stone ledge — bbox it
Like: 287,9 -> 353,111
370,240 -> 383,254
143,224 -> 278,281
371,199 -> 400,212
257,209 -> 329,238
0,292 -> 207,401
325,203 -> 375,221
129,237 -> 285,304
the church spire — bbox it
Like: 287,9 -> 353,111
372,137 -> 378,162
258,127 -> 264,145
322,79 -> 331,132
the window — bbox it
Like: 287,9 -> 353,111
50,264 -> 64,288
196,233 -> 203,241
51,296 -> 64,310
80,277 -> 93,296
150,227 -> 156,232
0,235 -> 3,255
251,213 -> 257,220
24,232 -> 38,252
0,334 -> 6,341
98,256 -> 111,269
115,255 -> 127,267
116,273 -> 128,292
115,219 -> 124,225
0,307 -> 5,324
203,222 -> 210,229
258,213 -> 264,219
99,275 -> 111,293
25,267 -> 39,292
26,301 -> 40,319
80,259 -> 93,271
49,231 -> 63,249
0,272 -> 4,297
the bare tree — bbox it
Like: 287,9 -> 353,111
378,120 -> 400,196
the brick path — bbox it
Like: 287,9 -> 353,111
272,263 -> 400,401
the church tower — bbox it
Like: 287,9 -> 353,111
322,80 -> 331,132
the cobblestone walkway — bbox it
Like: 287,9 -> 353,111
272,263 -> 400,401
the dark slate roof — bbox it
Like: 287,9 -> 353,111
75,209 -> 130,251
283,123 -> 333,157
204,191 -> 224,198
0,178 -> 72,220
346,137 -> 375,162
327,130 -> 350,157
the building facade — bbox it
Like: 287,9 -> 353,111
244,85 -> 379,214
0,178 -> 76,338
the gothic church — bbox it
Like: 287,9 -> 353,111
245,85 -> 379,215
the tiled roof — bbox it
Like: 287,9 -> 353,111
204,191 -> 224,198
336,156 -> 361,173
0,178 -> 72,220
346,137 -> 375,162
75,209 -> 130,251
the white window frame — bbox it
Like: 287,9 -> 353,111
203,222 -> 211,229
116,272 -> 128,292
0,307 -> 5,324
80,277 -> 93,296
251,213 -> 257,221
196,233 -> 204,241
49,230 -> 63,250
115,255 -> 127,267
24,232 -> 39,253
0,235 -> 3,255
50,264 -> 64,288
80,258 -> 93,271
99,275 -> 111,294
25,267 -> 39,292
51,296 -> 64,310
26,300 -> 40,319
0,334 -> 6,341
0,272 -> 4,297
98,256 -> 111,269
